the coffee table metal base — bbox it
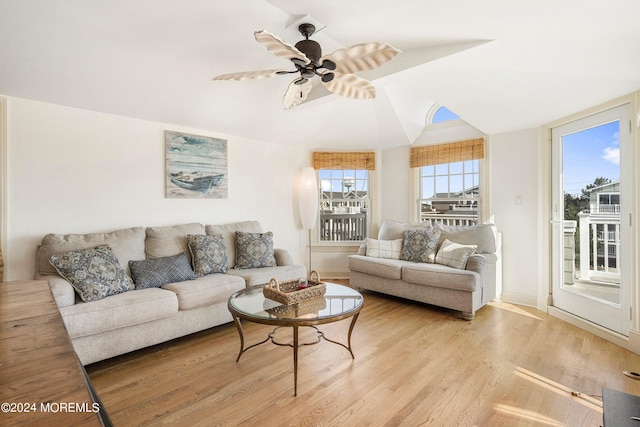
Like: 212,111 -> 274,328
232,314 -> 360,396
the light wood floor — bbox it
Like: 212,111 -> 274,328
87,284 -> 640,426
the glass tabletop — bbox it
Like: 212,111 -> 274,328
228,282 -> 363,322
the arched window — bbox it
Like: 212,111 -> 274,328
427,106 -> 460,125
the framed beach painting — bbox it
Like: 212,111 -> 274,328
165,131 -> 228,199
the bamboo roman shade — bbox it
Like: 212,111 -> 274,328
312,152 -> 376,170
410,138 -> 485,168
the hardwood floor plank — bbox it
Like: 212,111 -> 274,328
87,289 -> 640,426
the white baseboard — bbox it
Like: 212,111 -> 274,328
548,306 -> 635,353
500,291 -> 538,308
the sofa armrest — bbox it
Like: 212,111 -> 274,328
36,274 -> 76,308
465,254 -> 486,275
274,248 -> 294,266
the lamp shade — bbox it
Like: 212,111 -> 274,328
299,167 -> 318,229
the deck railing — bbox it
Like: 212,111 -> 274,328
577,211 -> 620,282
320,213 -> 367,242
420,213 -> 478,226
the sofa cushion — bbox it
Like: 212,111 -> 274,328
378,219 -> 432,240
400,227 -> 441,263
59,287 -> 178,339
235,231 -> 277,269
401,262 -> 479,292
206,221 -> 264,269
434,223 -> 497,254
145,223 -> 205,263
347,255 -> 404,280
435,239 -> 477,270
49,245 -> 135,302
187,234 -> 228,275
37,226 -> 146,276
162,274 -> 245,310
365,238 -> 402,259
226,264 -> 307,287
129,253 -> 196,289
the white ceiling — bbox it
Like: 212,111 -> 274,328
1,0 -> 639,149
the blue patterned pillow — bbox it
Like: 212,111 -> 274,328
235,231 -> 276,269
400,227 -> 441,263
129,252 -> 196,289
49,245 -> 134,302
187,234 -> 228,276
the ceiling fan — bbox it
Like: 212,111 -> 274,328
213,23 -> 400,109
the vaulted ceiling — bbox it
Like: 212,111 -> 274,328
1,0 -> 639,149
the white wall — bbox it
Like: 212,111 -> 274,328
489,128 -> 542,306
380,145 -> 412,224
5,97 -> 308,280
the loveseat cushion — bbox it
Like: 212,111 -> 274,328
206,221 -> 264,269
226,264 -> 307,287
365,238 -> 402,259
378,219 -> 433,240
434,239 -> 477,269
347,255 -> 404,280
162,274 -> 245,310
145,223 -> 205,263
37,226 -> 146,276
434,223 -> 497,254
402,262 -> 479,292
59,287 -> 178,339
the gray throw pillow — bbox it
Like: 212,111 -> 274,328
235,231 -> 277,269
49,245 -> 134,302
129,252 -> 196,289
187,234 -> 228,276
400,227 -> 441,263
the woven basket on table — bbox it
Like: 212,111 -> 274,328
263,270 -> 326,306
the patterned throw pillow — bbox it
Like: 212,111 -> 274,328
129,253 -> 196,289
49,245 -> 134,302
365,238 -> 403,259
187,234 -> 228,276
400,227 -> 441,263
235,231 -> 277,269
435,239 -> 477,269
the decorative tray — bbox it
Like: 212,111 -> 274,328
263,270 -> 326,306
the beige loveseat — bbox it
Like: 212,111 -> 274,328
35,221 -> 306,365
348,220 -> 501,319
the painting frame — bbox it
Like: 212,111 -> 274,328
165,131 -> 228,199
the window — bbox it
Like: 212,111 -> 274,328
432,106 -> 460,124
427,105 -> 461,125
313,152 -> 374,243
411,139 -> 484,225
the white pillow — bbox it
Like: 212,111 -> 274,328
435,239 -> 477,269
365,238 -> 403,259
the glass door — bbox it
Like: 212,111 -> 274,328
551,104 -> 631,335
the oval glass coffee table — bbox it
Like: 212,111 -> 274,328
227,282 -> 364,396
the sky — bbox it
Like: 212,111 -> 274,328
562,120 -> 620,196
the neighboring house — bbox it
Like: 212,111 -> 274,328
576,181 -> 620,282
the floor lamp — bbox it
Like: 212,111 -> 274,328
298,166 -> 318,275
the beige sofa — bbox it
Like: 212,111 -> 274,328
35,221 -> 306,365
348,220 -> 501,319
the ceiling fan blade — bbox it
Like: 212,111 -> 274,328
321,72 -> 376,100
254,30 -> 310,64
283,78 -> 312,110
212,69 -> 281,81
323,43 -> 400,74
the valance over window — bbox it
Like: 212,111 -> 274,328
312,152 -> 376,170
410,138 -> 484,168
